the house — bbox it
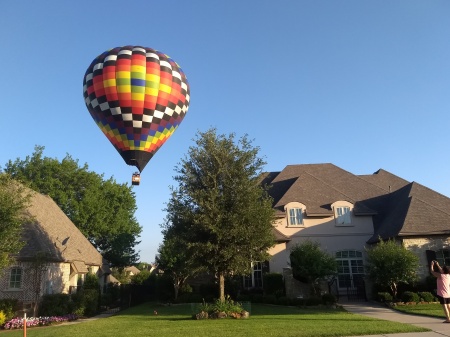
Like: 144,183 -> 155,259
125,266 -> 141,277
0,188 -> 111,307
255,163 -> 450,299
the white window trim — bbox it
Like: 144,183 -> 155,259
332,204 -> 353,226
284,202 -> 307,227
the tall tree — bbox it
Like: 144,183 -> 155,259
3,146 -> 142,267
0,174 -> 31,272
156,225 -> 202,300
366,238 -> 419,298
165,128 -> 275,301
289,240 -> 337,296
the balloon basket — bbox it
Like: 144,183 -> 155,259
132,173 -> 141,186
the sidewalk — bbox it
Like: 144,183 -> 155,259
342,302 -> 450,337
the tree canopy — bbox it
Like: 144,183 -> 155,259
0,174 -> 31,272
289,240 -> 337,295
2,146 -> 141,267
366,238 -> 419,298
162,128 -> 275,301
156,226 -> 202,300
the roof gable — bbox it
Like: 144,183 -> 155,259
264,164 -> 450,243
19,189 -> 108,268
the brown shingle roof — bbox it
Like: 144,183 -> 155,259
264,164 -> 450,244
19,189 -> 110,271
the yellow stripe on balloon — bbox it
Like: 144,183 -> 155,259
117,71 -> 130,79
146,73 -> 160,81
132,93 -> 145,101
131,65 -> 145,75
159,83 -> 172,93
103,79 -> 116,87
117,85 -> 131,93
145,87 -> 159,96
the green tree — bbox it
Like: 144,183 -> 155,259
156,228 -> 202,300
28,252 -> 50,316
366,239 -> 419,298
289,240 -> 337,296
165,128 -> 275,301
131,269 -> 151,285
3,146 -> 141,267
0,174 -> 31,272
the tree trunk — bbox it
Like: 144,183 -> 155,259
219,272 -> 225,302
174,282 -> 179,300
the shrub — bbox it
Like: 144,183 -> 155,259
322,293 -> 336,305
376,292 -> 393,303
263,273 -> 284,296
84,272 -> 100,290
39,294 -> 73,316
401,291 -> 420,303
264,295 -> 277,304
0,299 -> 18,321
192,296 -> 247,319
305,297 -> 322,306
0,310 -> 6,327
418,292 -> 436,303
276,296 -> 291,306
83,289 -> 100,316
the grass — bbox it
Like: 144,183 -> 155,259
0,302 -> 429,337
393,302 -> 446,319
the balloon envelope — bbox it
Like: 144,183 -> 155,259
83,46 -> 190,172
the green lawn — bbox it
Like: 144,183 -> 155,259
0,302 -> 428,337
393,303 -> 446,319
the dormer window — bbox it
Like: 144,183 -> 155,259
335,206 -> 351,225
289,208 -> 303,226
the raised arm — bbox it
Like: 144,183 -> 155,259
431,260 -> 443,277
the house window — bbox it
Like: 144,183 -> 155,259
335,206 -> 351,225
289,208 -> 303,226
243,262 -> 264,288
436,249 -> 450,266
335,250 -> 364,289
9,267 -> 23,289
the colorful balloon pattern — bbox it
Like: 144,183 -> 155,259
83,46 -> 190,172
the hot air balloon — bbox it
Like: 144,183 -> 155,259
83,46 -> 190,185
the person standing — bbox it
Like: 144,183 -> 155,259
430,260 -> 450,323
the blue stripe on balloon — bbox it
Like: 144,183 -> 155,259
131,78 -> 145,86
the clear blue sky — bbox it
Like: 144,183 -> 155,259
1,1 -> 449,263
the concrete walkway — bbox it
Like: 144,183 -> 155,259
342,302 -> 450,337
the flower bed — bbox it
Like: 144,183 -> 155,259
3,314 -> 78,329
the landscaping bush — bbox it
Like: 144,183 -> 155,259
305,297 -> 323,306
418,292 -> 436,303
39,294 -> 73,317
83,289 -> 100,316
0,299 -> 18,321
192,297 -> 248,319
322,293 -> 337,305
0,310 -> 6,327
106,283 -> 121,305
401,291 -> 420,303
263,273 -> 284,296
264,295 -> 277,304
376,292 -> 393,303
276,296 -> 291,306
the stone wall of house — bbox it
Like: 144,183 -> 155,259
403,236 -> 450,280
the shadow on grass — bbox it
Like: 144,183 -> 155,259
116,302 -> 350,321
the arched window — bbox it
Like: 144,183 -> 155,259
9,267 -> 23,289
335,250 -> 364,289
